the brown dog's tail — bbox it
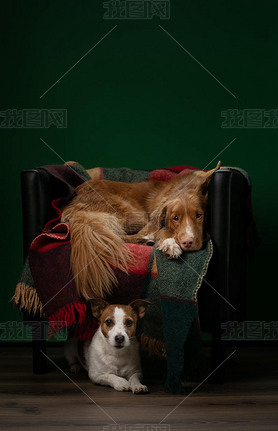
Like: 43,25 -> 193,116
65,210 -> 132,300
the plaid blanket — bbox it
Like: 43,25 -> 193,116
14,162 -> 213,393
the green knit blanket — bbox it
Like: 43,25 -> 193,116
140,241 -> 213,393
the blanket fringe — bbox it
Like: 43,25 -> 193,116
49,302 -> 87,328
13,283 -> 43,317
48,302 -> 98,341
140,333 -> 167,358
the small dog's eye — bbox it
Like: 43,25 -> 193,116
173,216 -> 179,221
105,319 -> 113,327
125,319 -> 133,327
196,213 -> 202,219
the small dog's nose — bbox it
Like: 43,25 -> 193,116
115,335 -> 124,345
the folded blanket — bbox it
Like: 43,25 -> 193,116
14,162 -> 213,393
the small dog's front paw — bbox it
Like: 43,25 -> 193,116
113,378 -> 131,392
70,363 -> 81,374
158,238 -> 182,259
132,384 -> 149,394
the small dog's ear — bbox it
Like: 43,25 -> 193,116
129,299 -> 150,319
90,298 -> 109,320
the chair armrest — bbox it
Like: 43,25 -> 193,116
199,168 -> 249,327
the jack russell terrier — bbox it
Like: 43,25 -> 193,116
64,298 -> 149,394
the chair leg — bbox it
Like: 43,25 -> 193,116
210,328 -> 226,383
32,322 -> 47,374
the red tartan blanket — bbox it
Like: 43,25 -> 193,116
28,197 -> 158,339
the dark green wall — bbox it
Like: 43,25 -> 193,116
2,1 -> 278,334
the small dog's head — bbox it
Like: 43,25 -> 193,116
151,162 -> 221,251
90,299 -> 149,349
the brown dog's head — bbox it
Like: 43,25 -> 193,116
151,161 -> 221,251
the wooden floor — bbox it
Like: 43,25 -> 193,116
0,345 -> 277,431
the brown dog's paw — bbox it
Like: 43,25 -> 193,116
142,235 -> 155,246
158,238 -> 182,259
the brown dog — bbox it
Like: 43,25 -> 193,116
61,162 -> 221,299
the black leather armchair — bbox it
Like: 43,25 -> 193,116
21,166 -> 249,381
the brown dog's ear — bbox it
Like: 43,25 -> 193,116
150,201 -> 168,230
193,161 -> 221,195
129,299 -> 150,319
193,161 -> 221,180
90,298 -> 109,320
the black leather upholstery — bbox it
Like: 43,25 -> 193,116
21,167 -> 249,379
200,169 -> 248,328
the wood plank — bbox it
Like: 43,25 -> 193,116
0,345 -> 277,430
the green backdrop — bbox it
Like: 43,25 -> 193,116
1,1 -> 278,338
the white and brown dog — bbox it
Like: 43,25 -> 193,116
64,299 -> 149,394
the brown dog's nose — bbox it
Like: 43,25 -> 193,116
181,237 -> 194,248
115,335 -> 124,345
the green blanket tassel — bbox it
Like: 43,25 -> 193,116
164,370 -> 185,395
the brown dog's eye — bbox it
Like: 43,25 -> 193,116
196,213 -> 202,219
105,319 -> 113,327
173,216 -> 179,221
125,319 -> 133,327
